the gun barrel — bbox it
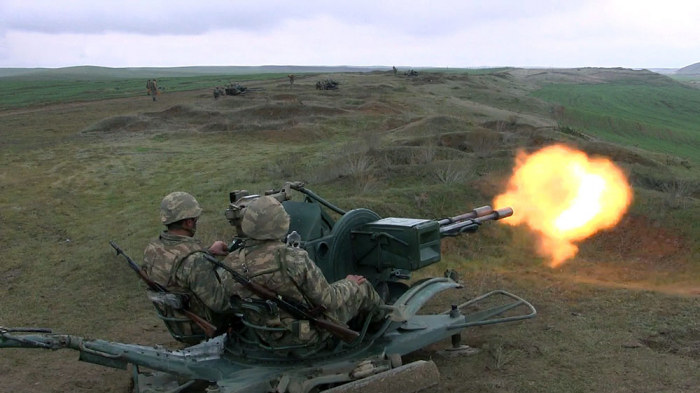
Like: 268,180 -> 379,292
438,206 -> 493,226
475,207 -> 513,222
439,207 -> 513,237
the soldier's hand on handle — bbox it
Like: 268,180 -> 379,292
208,241 -> 230,256
345,275 -> 367,285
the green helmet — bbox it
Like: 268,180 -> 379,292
241,196 -> 290,240
160,192 -> 203,225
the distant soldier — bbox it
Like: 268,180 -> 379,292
146,79 -> 152,95
150,79 -> 158,101
288,74 -> 295,87
392,66 -> 397,77
213,87 -> 221,99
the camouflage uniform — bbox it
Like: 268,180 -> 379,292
150,79 -> 158,101
146,79 -> 152,95
288,74 -> 295,87
142,192 -> 233,341
223,196 -> 383,347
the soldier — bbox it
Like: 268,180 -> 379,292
392,66 -> 397,77
222,196 -> 384,347
146,79 -> 152,95
150,79 -> 158,101
213,86 -> 220,99
143,192 -> 234,341
288,74 -> 295,87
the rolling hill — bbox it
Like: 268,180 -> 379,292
676,61 -> 700,75
0,65 -> 392,81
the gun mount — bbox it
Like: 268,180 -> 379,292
2,182 -> 536,393
225,182 -> 512,286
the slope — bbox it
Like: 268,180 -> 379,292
676,61 -> 700,75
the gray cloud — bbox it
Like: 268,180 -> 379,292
4,0 -> 585,37
2,0 -> 698,68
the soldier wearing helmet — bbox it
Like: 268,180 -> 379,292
142,192 -> 233,341
222,196 -> 384,347
150,79 -> 158,101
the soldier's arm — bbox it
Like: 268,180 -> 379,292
291,249 -> 360,311
181,255 -> 232,314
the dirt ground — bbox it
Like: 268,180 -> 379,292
1,70 -> 698,393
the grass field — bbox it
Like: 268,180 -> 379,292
0,73 -> 292,110
531,83 -> 700,161
0,68 -> 699,393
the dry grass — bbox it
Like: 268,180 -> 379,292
662,179 -> 697,209
432,161 -> 473,184
0,69 -> 699,393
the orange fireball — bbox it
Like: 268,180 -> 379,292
494,145 -> 633,267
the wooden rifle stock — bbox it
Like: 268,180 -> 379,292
109,241 -> 218,338
245,280 -> 359,343
203,255 -> 360,343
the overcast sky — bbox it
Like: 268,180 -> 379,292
0,0 -> 698,69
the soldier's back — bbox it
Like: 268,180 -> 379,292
224,241 -> 323,345
143,233 -> 204,286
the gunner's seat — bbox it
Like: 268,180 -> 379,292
147,290 -> 208,345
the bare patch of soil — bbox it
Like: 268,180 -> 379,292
254,126 -> 325,144
481,120 -> 538,134
271,94 -> 299,101
82,115 -> 151,133
1,268 -> 22,285
642,329 -> 700,359
357,101 -> 402,115
581,142 -> 660,167
392,115 -> 469,137
150,105 -> 226,124
587,214 -> 685,261
242,103 -> 348,119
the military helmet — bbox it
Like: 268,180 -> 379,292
241,196 -> 290,240
160,192 -> 203,225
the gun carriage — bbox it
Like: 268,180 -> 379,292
1,182 -> 536,393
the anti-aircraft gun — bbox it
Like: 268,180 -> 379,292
225,83 -> 263,96
1,182 -> 536,393
316,79 -> 340,90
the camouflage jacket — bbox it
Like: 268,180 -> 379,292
143,232 -> 233,338
223,239 -> 361,347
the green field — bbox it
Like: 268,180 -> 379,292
531,83 -> 700,160
0,73 -> 291,110
1,68 -> 699,393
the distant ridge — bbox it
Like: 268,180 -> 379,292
0,65 -> 393,81
676,62 -> 700,75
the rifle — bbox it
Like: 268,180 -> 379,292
109,241 -> 217,338
201,254 -> 360,343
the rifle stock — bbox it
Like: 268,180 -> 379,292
109,241 -> 218,339
245,281 -> 359,342
182,310 -> 217,338
310,318 -> 359,343
203,255 -> 360,343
